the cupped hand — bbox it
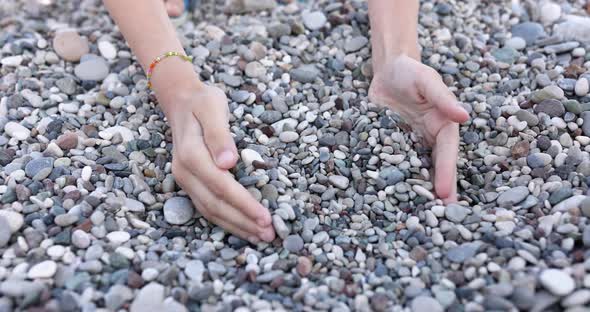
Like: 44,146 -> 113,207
368,55 -> 470,203
163,84 -> 275,243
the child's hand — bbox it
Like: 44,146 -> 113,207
162,84 -> 275,243
369,55 -> 470,203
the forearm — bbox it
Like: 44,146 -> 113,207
103,0 -> 201,115
368,0 -> 420,68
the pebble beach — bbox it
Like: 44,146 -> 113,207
1,0 -> 590,311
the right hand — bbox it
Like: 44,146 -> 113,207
162,83 -> 275,243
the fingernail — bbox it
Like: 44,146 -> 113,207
259,228 -> 275,242
215,150 -> 234,166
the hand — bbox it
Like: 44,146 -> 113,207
368,55 -> 470,203
162,84 -> 275,243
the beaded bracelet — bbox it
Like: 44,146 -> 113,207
146,51 -> 193,89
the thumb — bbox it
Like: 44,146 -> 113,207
419,67 -> 469,123
193,94 -> 238,170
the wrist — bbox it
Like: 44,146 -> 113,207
371,40 -> 420,70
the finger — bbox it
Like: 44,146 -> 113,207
419,68 -> 469,123
177,119 -> 272,228
433,122 -> 460,201
193,100 -> 238,170
181,172 -> 274,242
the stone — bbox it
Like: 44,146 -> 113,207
446,242 -> 480,263
581,197 -> 590,217
344,36 -> 369,52
224,0 -> 277,13
497,186 -> 529,207
279,131 -> 299,143
72,229 -> 90,249
106,231 -> 130,244
411,296 -> 443,312
0,211 -> 24,233
241,149 -> 264,167
100,126 -> 135,142
534,99 -> 565,117
28,260 -> 57,279
245,61 -> 266,78
491,47 -> 519,64
302,11 -> 327,30
445,204 -> 469,223
540,2 -> 561,25
504,37 -> 526,50
56,132 -> 78,150
0,216 -> 11,248
539,269 -> 575,296
53,29 -> 89,62
511,22 -> 546,45
329,175 -> 349,189
582,111 -> 590,136
575,78 -> 589,97
283,235 -> 304,253
554,15 -> 590,43
290,65 -> 320,83
105,285 -> 133,310
184,260 -> 205,281
74,57 -> 109,81
296,256 -> 312,276
527,153 -> 552,168
163,197 -> 194,225
25,157 -> 54,180
4,122 -> 31,141
98,40 -> 117,59
0,55 -> 23,67
130,283 -> 165,312
531,85 -> 565,103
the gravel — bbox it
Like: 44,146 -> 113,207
1,0 -> 590,311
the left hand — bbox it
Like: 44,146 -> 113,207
368,54 -> 470,203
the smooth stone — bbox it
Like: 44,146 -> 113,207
130,283 -> 165,312
53,29 -> 89,62
344,36 -> 369,52
106,231 -> 130,244
531,86 -> 565,103
0,211 -> 24,233
279,131 -> 299,143
1,55 -> 23,67
445,204 -> 469,223
74,57 -> 109,81
100,126 -> 135,142
72,229 -> 90,249
575,78 -> 589,97
328,175 -> 349,190
241,149 -> 264,167
245,61 -> 266,78
283,235 -> 304,253
290,65 -> 320,83
551,195 -> 586,212
446,242 -> 481,263
491,47 -> 519,64
411,296 -> 443,312
0,217 -> 11,248
511,22 -> 546,45
540,2 -> 561,24
184,260 -> 205,281
554,15 -> 590,43
28,260 -> 57,279
25,157 -> 54,180
98,41 -> 117,59
163,197 -> 194,225
4,122 -> 31,141
302,11 -> 327,30
496,186 -> 529,207
539,269 -> 575,296
505,37 -> 526,50
534,99 -> 565,117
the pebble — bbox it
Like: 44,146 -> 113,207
497,186 -> 529,207
540,2 -> 561,25
98,40 -> 117,59
74,57 -> 109,81
27,260 -> 57,279
539,269 -> 575,296
345,36 -> 369,52
575,78 -> 589,97
53,29 -> 89,61
4,122 -> 31,141
283,235 -> 304,253
411,296 -> 443,312
302,11 -> 327,30
328,175 -> 349,189
0,217 -> 11,248
163,197 -> 194,225
72,229 -> 90,249
241,149 -> 264,167
445,204 -> 469,223
106,231 -> 130,245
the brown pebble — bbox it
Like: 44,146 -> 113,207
511,140 -> 530,159
296,256 -> 312,276
56,132 -> 78,150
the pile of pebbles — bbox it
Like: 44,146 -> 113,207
1,0 -> 590,310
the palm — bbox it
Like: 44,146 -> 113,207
369,55 -> 468,203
